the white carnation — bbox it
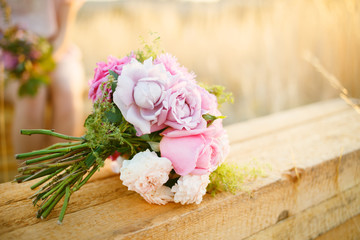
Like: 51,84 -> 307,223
171,174 -> 210,204
141,186 -> 174,205
110,156 -> 126,174
120,150 -> 173,195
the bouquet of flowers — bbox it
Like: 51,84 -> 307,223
15,39 -> 233,224
0,25 -> 55,96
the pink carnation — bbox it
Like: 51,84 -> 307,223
88,54 -> 135,102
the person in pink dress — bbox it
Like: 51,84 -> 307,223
1,0 -> 85,154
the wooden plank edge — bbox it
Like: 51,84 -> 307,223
314,214 -> 360,240
244,184 -> 360,240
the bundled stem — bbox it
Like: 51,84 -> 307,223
15,100 -> 153,224
14,129 -> 102,224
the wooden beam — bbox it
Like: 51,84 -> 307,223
0,99 -> 359,239
244,184 -> 360,240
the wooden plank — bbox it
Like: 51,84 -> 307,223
226,98 -> 350,144
244,184 -> 360,240
0,99 -> 359,239
315,214 -> 360,240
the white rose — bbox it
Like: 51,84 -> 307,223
120,150 -> 173,195
171,174 -> 210,204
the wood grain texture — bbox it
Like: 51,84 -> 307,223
244,184 -> 360,240
0,99 -> 359,239
315,214 -> 360,240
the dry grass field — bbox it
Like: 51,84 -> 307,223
74,0 -> 360,123
1,0 -> 359,182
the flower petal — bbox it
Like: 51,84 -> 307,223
160,135 -> 205,175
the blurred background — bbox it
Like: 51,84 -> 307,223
1,0 -> 359,182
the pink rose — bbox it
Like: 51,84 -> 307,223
88,54 -> 134,102
160,120 -> 229,176
113,58 -> 172,135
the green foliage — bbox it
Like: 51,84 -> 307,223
200,83 -> 234,108
207,161 -> 269,196
135,32 -> 163,62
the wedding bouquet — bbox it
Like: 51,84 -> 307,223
15,39 -> 233,224
0,25 -> 55,96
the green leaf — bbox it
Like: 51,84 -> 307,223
108,70 -> 119,80
140,130 -> 163,142
104,107 -> 123,124
111,81 -> 117,93
108,70 -> 119,93
202,114 -> 226,127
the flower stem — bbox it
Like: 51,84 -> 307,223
72,165 -> 99,192
20,129 -> 84,141
19,166 -> 65,183
40,190 -> 66,219
30,168 -> 64,190
15,143 -> 88,159
40,170 -> 81,201
23,152 -> 65,165
58,186 -> 71,224
39,171 -> 82,216
19,157 -> 85,173
44,141 -> 82,150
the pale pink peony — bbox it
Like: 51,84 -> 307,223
141,185 -> 174,205
88,54 -> 134,102
154,53 -> 196,81
197,85 -> 218,115
163,80 -> 206,131
113,58 -> 172,136
120,150 -> 173,195
171,174 -> 210,204
160,119 -> 229,175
